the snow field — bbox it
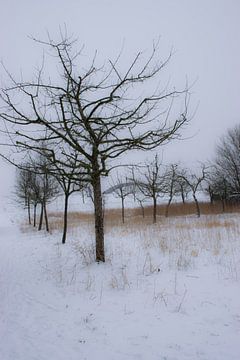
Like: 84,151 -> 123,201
1,208 -> 240,360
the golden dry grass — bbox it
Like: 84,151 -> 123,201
133,201 -> 240,217
45,200 -> 240,232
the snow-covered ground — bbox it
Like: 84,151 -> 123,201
1,199 -> 240,360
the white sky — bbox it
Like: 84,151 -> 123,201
0,0 -> 240,196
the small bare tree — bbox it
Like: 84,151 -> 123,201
107,175 -> 134,223
15,167 -> 35,225
28,171 -> 41,227
178,165 -> 207,217
29,155 -> 60,232
175,168 -> 190,204
15,159 -> 59,229
134,193 -> 146,219
207,167 -> 230,212
163,164 -> 178,217
132,155 -> 165,223
38,150 -> 87,243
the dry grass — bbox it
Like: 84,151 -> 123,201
174,218 -> 234,230
133,201 -> 240,217
103,201 -> 240,228
24,200 -> 240,233
48,211 -> 94,230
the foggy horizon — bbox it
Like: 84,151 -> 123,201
1,0 -> 240,196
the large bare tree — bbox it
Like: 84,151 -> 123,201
0,35 -> 189,261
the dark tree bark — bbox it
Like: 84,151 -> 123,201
193,192 -> 200,217
121,196 -> 125,224
38,202 -> 44,231
62,193 -> 69,244
43,200 -> 49,232
165,195 -> 173,217
27,197 -> 31,225
153,196 -> 157,224
181,191 -> 185,204
93,176 -> 105,262
92,158 -> 105,262
208,185 -> 214,205
140,202 -> 145,218
33,203 -> 37,227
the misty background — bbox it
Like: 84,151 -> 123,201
0,0 -> 240,199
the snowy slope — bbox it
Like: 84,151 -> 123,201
1,204 -> 240,360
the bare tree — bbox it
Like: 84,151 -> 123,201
207,167 -> 230,212
29,155 -> 60,232
51,157 -> 86,244
134,193 -> 146,219
15,167 -> 34,225
31,146 -> 87,243
178,165 -> 207,217
132,155 -> 165,223
28,171 -> 41,227
0,34 -> 189,261
214,125 -> 240,195
107,175 -> 134,223
14,158 -> 59,229
163,164 -> 178,217
175,168 -> 190,204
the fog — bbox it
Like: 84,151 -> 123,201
1,0 -> 240,196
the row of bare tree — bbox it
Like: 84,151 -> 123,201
109,122 -> 240,221
109,156 -> 207,223
15,151 -> 88,244
16,151 -> 208,238
15,161 -> 58,231
13,122 -> 240,259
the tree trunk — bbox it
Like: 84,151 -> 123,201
121,196 -> 125,223
221,197 -> 225,212
181,190 -> 185,204
193,193 -> 200,217
38,202 -> 44,231
27,197 -> 31,225
33,203 -> 37,227
153,196 -> 157,223
62,193 -> 69,244
165,196 -> 172,217
92,171 -> 105,262
140,201 -> 145,218
43,200 -> 49,232
208,186 -> 214,205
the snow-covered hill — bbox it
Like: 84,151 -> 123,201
1,203 -> 240,360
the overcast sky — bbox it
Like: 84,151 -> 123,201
0,0 -> 240,196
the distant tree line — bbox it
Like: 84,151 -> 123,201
109,124 -> 240,222
108,157 -> 207,222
